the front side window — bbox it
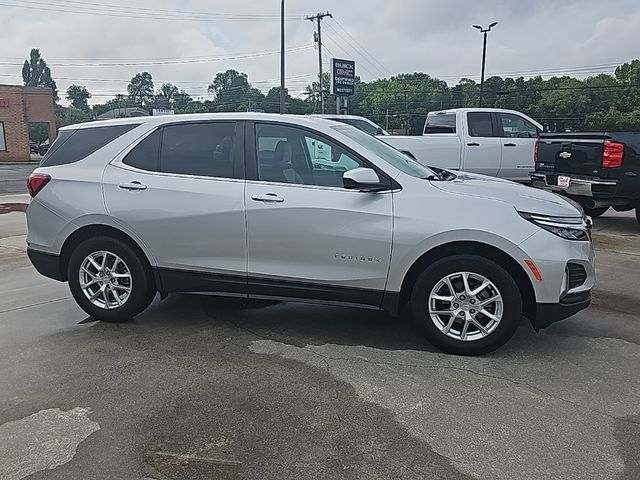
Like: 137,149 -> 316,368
467,112 -> 494,138
425,113 -> 456,134
333,125 -> 435,179
341,118 -> 379,136
0,122 -> 6,151
160,122 -> 237,178
499,113 -> 538,138
255,123 -> 365,188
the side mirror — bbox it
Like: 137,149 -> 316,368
343,168 -> 389,192
375,127 -> 385,136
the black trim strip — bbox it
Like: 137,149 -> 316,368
157,267 -> 388,310
248,276 -> 383,308
157,268 -> 247,294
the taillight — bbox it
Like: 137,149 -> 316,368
27,173 -> 51,197
534,140 -> 539,166
602,140 -> 624,168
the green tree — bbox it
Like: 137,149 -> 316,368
65,84 -> 91,112
22,48 -> 58,100
155,83 -> 180,108
127,72 -> 154,106
54,105 -> 92,128
208,69 -> 264,111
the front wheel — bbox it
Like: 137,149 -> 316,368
68,236 -> 156,322
410,255 -> 522,355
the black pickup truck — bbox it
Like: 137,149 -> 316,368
531,132 -> 640,223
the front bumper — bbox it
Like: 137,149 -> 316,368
530,173 -> 617,198
534,292 -> 591,331
27,248 -> 65,282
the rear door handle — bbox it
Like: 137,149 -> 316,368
251,193 -> 284,203
467,142 -> 480,147
504,143 -> 517,147
118,181 -> 147,191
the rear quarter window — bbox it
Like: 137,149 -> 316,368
41,124 -> 139,167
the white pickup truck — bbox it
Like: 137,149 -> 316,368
379,108 -> 543,183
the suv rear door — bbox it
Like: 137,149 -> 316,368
103,121 -> 247,293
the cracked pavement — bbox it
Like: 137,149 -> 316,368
1,193 -> 639,479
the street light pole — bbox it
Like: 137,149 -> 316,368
473,22 -> 498,108
280,0 -> 286,114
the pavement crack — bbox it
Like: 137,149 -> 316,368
295,346 -> 639,427
0,296 -> 71,315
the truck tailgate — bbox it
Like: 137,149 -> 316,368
537,133 -> 605,176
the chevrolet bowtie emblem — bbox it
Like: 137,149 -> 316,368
559,152 -> 572,159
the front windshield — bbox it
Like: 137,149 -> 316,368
333,125 -> 435,179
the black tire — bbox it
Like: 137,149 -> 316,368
410,255 -> 522,356
636,207 -> 640,226
68,236 -> 156,322
583,206 -> 609,218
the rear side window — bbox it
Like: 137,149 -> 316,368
425,114 -> 456,134
123,130 -> 161,171
160,122 -> 238,178
467,113 -> 494,138
41,124 -> 139,167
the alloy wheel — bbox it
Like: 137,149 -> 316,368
79,250 -> 132,310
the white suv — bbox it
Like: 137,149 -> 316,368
26,113 -> 595,355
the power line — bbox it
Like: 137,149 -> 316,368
1,0 -> 304,22
332,18 -> 389,76
0,45 -> 314,67
305,11 -> 332,114
324,22 -> 387,78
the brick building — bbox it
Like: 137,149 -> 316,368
0,85 -> 57,162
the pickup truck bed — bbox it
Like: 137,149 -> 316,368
531,132 -> 640,220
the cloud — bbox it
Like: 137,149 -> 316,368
0,0 -> 638,106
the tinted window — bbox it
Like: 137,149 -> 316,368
499,113 -> 538,138
123,130 -> 161,171
467,113 -> 494,138
41,124 -> 139,167
255,123 -> 365,188
425,113 -> 456,134
160,123 -> 237,178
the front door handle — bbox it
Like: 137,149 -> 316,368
251,193 -> 284,203
504,143 -> 517,147
118,181 -> 147,191
467,142 -> 480,147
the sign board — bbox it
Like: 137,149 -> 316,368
0,98 -> 10,108
330,58 -> 356,96
152,108 -> 175,116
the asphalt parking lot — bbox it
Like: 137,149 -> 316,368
1,189 -> 639,479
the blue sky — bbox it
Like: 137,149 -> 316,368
0,0 -> 638,105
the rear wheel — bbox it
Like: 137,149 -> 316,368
583,206 -> 609,218
636,207 -> 640,225
410,255 -> 522,355
68,236 -> 156,322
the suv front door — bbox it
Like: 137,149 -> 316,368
103,121 -> 247,293
245,121 -> 393,306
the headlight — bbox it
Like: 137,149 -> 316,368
518,212 -> 590,241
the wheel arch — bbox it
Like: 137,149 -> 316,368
59,224 -> 159,289
395,241 -> 536,323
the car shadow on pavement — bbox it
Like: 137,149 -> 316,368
111,293 -> 540,357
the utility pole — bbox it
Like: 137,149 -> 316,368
306,11 -> 332,114
473,22 -> 498,108
280,0 -> 286,114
